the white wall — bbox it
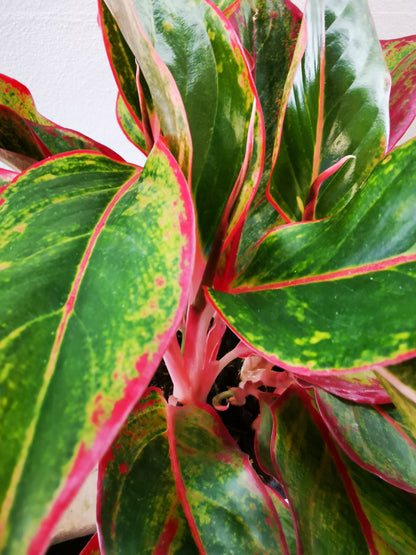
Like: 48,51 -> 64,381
1,0 -> 415,166
1,1 -> 142,165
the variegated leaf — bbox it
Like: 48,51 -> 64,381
0,138 -> 194,554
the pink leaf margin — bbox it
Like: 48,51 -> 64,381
316,389 -> 416,494
166,401 -> 290,554
25,140 -> 195,554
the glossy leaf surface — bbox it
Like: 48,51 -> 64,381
99,388 -> 288,553
103,0 -> 192,181
270,389 -> 371,553
345,456 -> 416,554
98,389 -> 198,554
167,401 -> 288,553
105,0 -> 260,253
228,0 -> 305,272
254,397 -> 297,555
0,74 -> 121,171
381,36 -> 416,150
116,94 -> 147,154
299,370 -> 390,404
268,0 -> 390,221
229,0 -> 302,168
317,390 -> 416,492
0,140 -> 194,554
209,140 -> 416,374
98,1 -> 148,154
377,361 -> 416,439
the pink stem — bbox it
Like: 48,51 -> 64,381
217,341 -> 252,373
183,303 -> 215,382
163,335 -> 190,402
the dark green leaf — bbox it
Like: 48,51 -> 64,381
268,0 -> 390,221
99,389 -> 199,554
106,0 -> 259,252
0,140 -> 194,554
209,140 -> 416,373
271,389 -> 371,553
317,390 -> 416,492
168,402 -> 288,553
345,456 -> 416,554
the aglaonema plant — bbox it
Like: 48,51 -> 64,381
1,0 -> 416,553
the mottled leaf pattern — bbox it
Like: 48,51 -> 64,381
270,389 -> 372,553
0,139 -> 194,554
98,389 -> 198,554
2,1 -> 416,554
99,389 -> 288,553
317,390 -> 416,492
98,1 -> 148,154
167,402 -> 288,553
209,140 -> 416,373
106,0 -> 260,253
0,74 -> 121,170
377,361 -> 416,439
381,35 -> 416,150
344,456 -> 416,554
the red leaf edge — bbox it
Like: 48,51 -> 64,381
79,533 -> 101,555
97,1 -> 148,156
166,401 -> 290,554
271,387 -> 378,552
316,390 -> 416,494
25,141 -> 195,554
205,285 -> 416,377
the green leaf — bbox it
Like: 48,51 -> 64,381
229,0 -> 302,168
254,397 -> 277,477
267,489 -> 297,555
317,390 -> 416,492
254,397 -> 297,555
99,0 -> 142,124
0,74 -> 122,170
100,389 -> 288,553
103,0 -> 192,181
116,93 -> 148,153
209,140 -> 416,373
377,361 -> 416,439
105,0 -> 260,253
98,389 -> 199,554
0,139 -> 194,554
270,389 -> 371,553
168,402 -> 288,553
228,0 -> 304,271
381,35 -> 416,150
345,456 -> 416,554
268,0 -> 390,221
98,1 -> 149,154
